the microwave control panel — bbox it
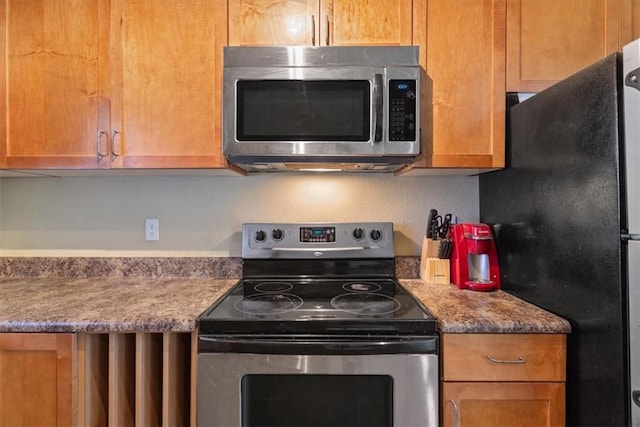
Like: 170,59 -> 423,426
388,80 -> 417,142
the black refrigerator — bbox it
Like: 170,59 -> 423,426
479,42 -> 640,426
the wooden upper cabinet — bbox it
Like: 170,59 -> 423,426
323,0 -> 413,46
0,0 -> 227,170
406,0 -> 506,170
624,0 -> 640,41
228,0 -> 414,46
110,0 -> 227,168
228,0 -> 317,46
0,0 -> 108,169
506,0 -> 621,92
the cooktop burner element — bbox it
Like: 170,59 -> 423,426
198,222 -> 437,335
253,282 -> 294,293
330,293 -> 400,315
234,293 -> 304,316
343,282 -> 382,292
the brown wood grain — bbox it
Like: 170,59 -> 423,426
0,333 -> 76,426
442,382 -> 566,427
2,0 -> 106,169
506,0 -> 620,92
442,333 -> 566,382
112,0 -> 226,169
411,0 -> 505,169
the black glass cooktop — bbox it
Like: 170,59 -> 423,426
198,277 -> 437,335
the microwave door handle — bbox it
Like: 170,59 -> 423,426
373,73 -> 384,142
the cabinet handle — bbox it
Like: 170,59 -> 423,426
325,15 -> 329,46
96,130 -> 108,159
111,130 -> 122,158
487,355 -> 526,364
311,15 -> 316,46
449,399 -> 460,427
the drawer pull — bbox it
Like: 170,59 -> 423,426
487,355 -> 526,364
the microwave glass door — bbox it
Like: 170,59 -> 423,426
236,80 -> 371,142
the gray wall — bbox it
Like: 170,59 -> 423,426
0,174 -> 478,256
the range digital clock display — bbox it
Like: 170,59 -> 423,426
300,227 -> 336,243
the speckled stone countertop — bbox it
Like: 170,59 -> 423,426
0,257 -> 570,335
0,256 -> 241,333
0,277 -> 237,333
400,279 -> 571,334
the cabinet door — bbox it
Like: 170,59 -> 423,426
228,0 -> 318,46
321,0 -> 413,46
621,0 -> 640,42
110,0 -> 227,168
506,0 -> 619,92
407,0 -> 505,170
0,0 -> 109,169
443,382 -> 565,427
0,333 -> 76,426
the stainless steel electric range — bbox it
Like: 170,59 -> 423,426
197,222 -> 438,427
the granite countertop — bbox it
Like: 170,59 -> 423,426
0,257 -> 570,334
0,277 -> 237,333
0,276 -> 571,334
400,279 -> 571,334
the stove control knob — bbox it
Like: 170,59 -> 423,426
272,228 -> 284,241
254,230 -> 266,242
370,229 -> 382,242
352,228 -> 365,240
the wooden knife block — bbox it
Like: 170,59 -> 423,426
420,237 -> 451,284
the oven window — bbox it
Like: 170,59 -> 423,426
236,80 -> 370,141
241,374 -> 393,427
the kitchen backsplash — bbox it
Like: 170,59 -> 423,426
0,256 -> 421,279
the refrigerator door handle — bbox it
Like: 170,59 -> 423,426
625,67 -> 640,92
622,233 -> 640,241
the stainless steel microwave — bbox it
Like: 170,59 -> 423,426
222,46 -> 421,172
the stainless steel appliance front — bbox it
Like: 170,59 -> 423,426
197,222 -> 438,426
197,345 -> 438,426
223,46 -> 421,172
623,39 -> 640,426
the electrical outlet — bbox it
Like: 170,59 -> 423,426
145,219 -> 159,241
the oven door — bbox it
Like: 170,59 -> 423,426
197,335 -> 438,427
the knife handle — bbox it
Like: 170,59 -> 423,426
426,209 -> 438,238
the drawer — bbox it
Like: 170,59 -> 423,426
442,334 -> 566,382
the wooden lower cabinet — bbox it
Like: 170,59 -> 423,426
0,333 -> 76,427
441,333 -> 567,427
0,332 -> 195,427
443,382 -> 565,426
77,332 -> 196,427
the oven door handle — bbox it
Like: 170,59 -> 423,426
198,335 -> 438,355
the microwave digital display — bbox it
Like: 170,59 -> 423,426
236,80 -> 370,141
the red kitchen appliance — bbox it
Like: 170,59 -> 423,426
450,223 -> 500,291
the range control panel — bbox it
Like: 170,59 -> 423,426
242,222 -> 394,259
